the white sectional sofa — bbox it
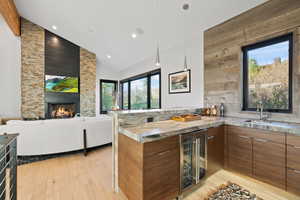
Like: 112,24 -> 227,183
0,116 -> 113,156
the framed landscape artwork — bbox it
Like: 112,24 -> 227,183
168,69 -> 191,94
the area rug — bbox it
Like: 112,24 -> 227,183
205,182 -> 264,200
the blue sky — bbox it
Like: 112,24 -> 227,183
248,41 -> 289,66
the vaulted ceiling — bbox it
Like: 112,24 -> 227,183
15,0 -> 266,71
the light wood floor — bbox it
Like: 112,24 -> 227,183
18,146 -> 300,200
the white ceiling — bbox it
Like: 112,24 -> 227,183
15,0 -> 266,71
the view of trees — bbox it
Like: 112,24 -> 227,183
122,72 -> 160,110
151,75 -> 160,109
248,58 -> 289,110
246,37 -> 291,111
130,78 -> 148,109
101,82 -> 116,112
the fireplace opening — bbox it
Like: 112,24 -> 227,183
48,103 -> 76,119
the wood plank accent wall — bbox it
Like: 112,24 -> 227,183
0,0 -> 20,36
204,0 -> 300,121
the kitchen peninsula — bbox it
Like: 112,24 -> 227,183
112,108 -> 300,200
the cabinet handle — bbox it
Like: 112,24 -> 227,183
255,138 -> 268,143
208,136 -> 215,140
293,145 -> 300,149
294,169 -> 300,174
239,135 -> 250,139
157,150 -> 171,156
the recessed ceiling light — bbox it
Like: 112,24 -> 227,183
131,33 -> 137,39
182,3 -> 190,11
52,25 -> 57,30
106,54 -> 112,59
136,28 -> 144,35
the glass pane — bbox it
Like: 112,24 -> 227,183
150,74 -> 160,109
247,40 -> 290,110
182,136 -> 193,190
101,82 -> 116,112
122,82 -> 129,110
130,78 -> 148,110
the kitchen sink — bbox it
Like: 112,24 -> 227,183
244,119 -> 297,128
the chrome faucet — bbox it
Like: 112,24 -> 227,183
257,101 -> 270,121
257,101 -> 264,120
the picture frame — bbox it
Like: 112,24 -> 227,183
168,69 -> 191,94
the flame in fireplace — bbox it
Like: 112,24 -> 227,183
51,105 -> 74,118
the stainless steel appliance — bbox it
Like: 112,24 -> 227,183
180,129 -> 207,192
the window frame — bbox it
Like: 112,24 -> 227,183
120,69 -> 161,110
242,33 -> 293,113
100,79 -> 118,114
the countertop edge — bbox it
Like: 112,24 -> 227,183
119,118 -> 300,143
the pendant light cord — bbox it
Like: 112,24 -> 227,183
155,0 -> 161,66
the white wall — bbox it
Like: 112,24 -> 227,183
0,15 -> 21,118
95,59 -> 120,116
119,34 -> 204,109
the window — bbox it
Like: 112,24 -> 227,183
122,82 -> 129,110
100,79 -> 117,114
130,77 -> 148,109
242,33 -> 293,113
121,69 -> 161,110
150,74 -> 160,109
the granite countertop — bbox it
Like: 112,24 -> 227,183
119,116 -> 300,143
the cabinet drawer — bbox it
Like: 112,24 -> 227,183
287,145 -> 300,170
287,168 -> 300,195
252,130 -> 285,144
287,134 -> 300,147
144,136 -> 179,157
227,126 -> 253,137
228,126 -> 285,144
144,148 -> 180,200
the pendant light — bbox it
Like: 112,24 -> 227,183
183,55 -> 188,71
154,0 -> 161,67
155,45 -> 161,67
182,3 -> 189,71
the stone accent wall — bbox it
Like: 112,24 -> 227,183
80,48 -> 96,117
204,0 -> 300,123
21,18 -> 45,118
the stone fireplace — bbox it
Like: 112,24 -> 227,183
45,92 -> 80,119
21,19 -> 96,119
48,103 -> 76,119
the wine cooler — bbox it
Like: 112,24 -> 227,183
180,129 -> 207,192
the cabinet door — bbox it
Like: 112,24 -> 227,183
287,168 -> 300,195
253,138 -> 286,189
227,127 -> 252,176
207,126 -> 224,176
287,134 -> 300,195
143,137 -> 180,200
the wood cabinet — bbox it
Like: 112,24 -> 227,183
252,135 -> 286,189
287,168 -> 300,195
227,126 -> 253,176
226,126 -> 286,189
119,125 -> 300,198
118,134 -> 180,200
207,126 -> 224,176
287,134 -> 300,195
